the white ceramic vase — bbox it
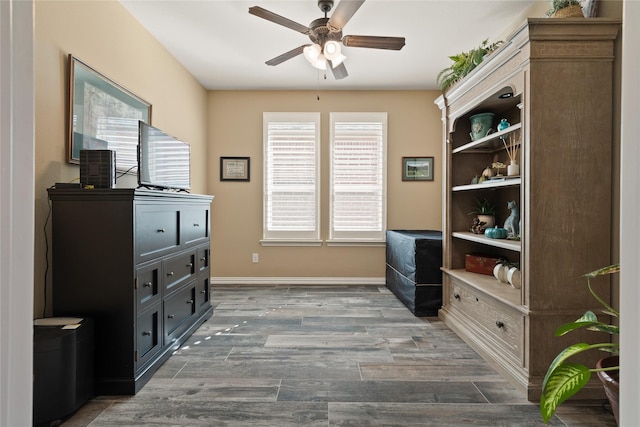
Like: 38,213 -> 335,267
507,160 -> 520,176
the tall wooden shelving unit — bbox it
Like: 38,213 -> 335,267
435,18 -> 620,400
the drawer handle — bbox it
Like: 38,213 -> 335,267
193,223 -> 200,227
143,281 -> 152,288
200,290 -> 207,294
200,257 -> 206,262
142,331 -> 152,336
167,271 -> 174,276
186,299 -> 194,304
167,314 -> 175,319
454,293 -> 460,300
157,228 -> 166,233
496,321 -> 504,329
186,263 -> 194,268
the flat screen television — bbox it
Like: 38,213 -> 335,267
137,121 -> 191,191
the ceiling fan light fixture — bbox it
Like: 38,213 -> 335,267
323,40 -> 341,58
303,44 -> 322,63
312,54 -> 327,70
330,52 -> 346,66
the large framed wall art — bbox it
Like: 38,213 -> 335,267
67,54 -> 151,171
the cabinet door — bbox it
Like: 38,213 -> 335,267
181,207 -> 209,246
196,275 -> 210,312
136,261 -> 161,312
197,246 -> 209,272
136,304 -> 162,371
135,205 -> 179,263
164,284 -> 196,344
163,250 -> 196,295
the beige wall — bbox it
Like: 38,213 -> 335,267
208,91 -> 443,279
34,0 -> 209,316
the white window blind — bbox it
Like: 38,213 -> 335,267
263,112 -> 320,242
330,112 -> 387,242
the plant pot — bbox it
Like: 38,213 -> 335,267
477,214 -> 495,229
596,355 -> 619,425
469,113 -> 495,140
552,4 -> 584,18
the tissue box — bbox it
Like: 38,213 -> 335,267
465,254 -> 499,276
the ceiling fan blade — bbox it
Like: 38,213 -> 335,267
328,60 -> 348,80
265,45 -> 309,66
249,6 -> 310,35
327,0 -> 365,31
342,35 -> 406,50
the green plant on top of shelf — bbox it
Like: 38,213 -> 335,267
436,39 -> 503,93
546,0 -> 584,17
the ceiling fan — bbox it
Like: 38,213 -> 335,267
248,0 -> 406,80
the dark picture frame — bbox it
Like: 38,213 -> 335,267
402,157 -> 434,181
220,157 -> 250,181
68,54 -> 151,170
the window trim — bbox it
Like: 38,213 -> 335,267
262,112 -> 321,243
327,112 -> 388,244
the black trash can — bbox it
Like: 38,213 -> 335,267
33,317 -> 94,426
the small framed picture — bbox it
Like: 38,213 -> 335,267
220,157 -> 250,181
402,157 -> 434,181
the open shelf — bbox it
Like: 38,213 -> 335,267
452,123 -> 522,154
452,177 -> 521,191
452,231 -> 521,251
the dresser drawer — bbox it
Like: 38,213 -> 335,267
448,280 -> 522,360
164,284 -> 196,343
181,207 -> 209,246
136,261 -> 161,312
136,304 -> 162,371
163,250 -> 196,295
135,205 -> 179,262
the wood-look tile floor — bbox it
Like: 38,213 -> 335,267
61,285 -> 615,426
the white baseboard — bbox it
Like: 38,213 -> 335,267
210,277 -> 385,286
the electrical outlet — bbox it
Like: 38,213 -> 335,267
252,253 -> 259,263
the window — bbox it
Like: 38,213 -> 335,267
262,112 -> 321,245
329,112 -> 387,243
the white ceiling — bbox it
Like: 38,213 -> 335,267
120,0 -> 539,91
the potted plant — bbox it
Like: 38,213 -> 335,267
547,0 -> 585,17
540,264 -> 619,424
468,198 -> 496,228
436,39 -> 503,92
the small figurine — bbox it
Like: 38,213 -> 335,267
503,200 -> 520,238
497,118 -> 510,131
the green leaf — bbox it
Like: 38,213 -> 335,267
542,343 -> 591,388
586,323 -> 619,335
583,264 -> 620,279
540,363 -> 591,423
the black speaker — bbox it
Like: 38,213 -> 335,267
80,149 -> 115,188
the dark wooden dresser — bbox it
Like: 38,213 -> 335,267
47,188 -> 214,395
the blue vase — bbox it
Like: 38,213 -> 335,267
497,118 -> 510,131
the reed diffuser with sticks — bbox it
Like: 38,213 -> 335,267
501,132 -> 520,176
